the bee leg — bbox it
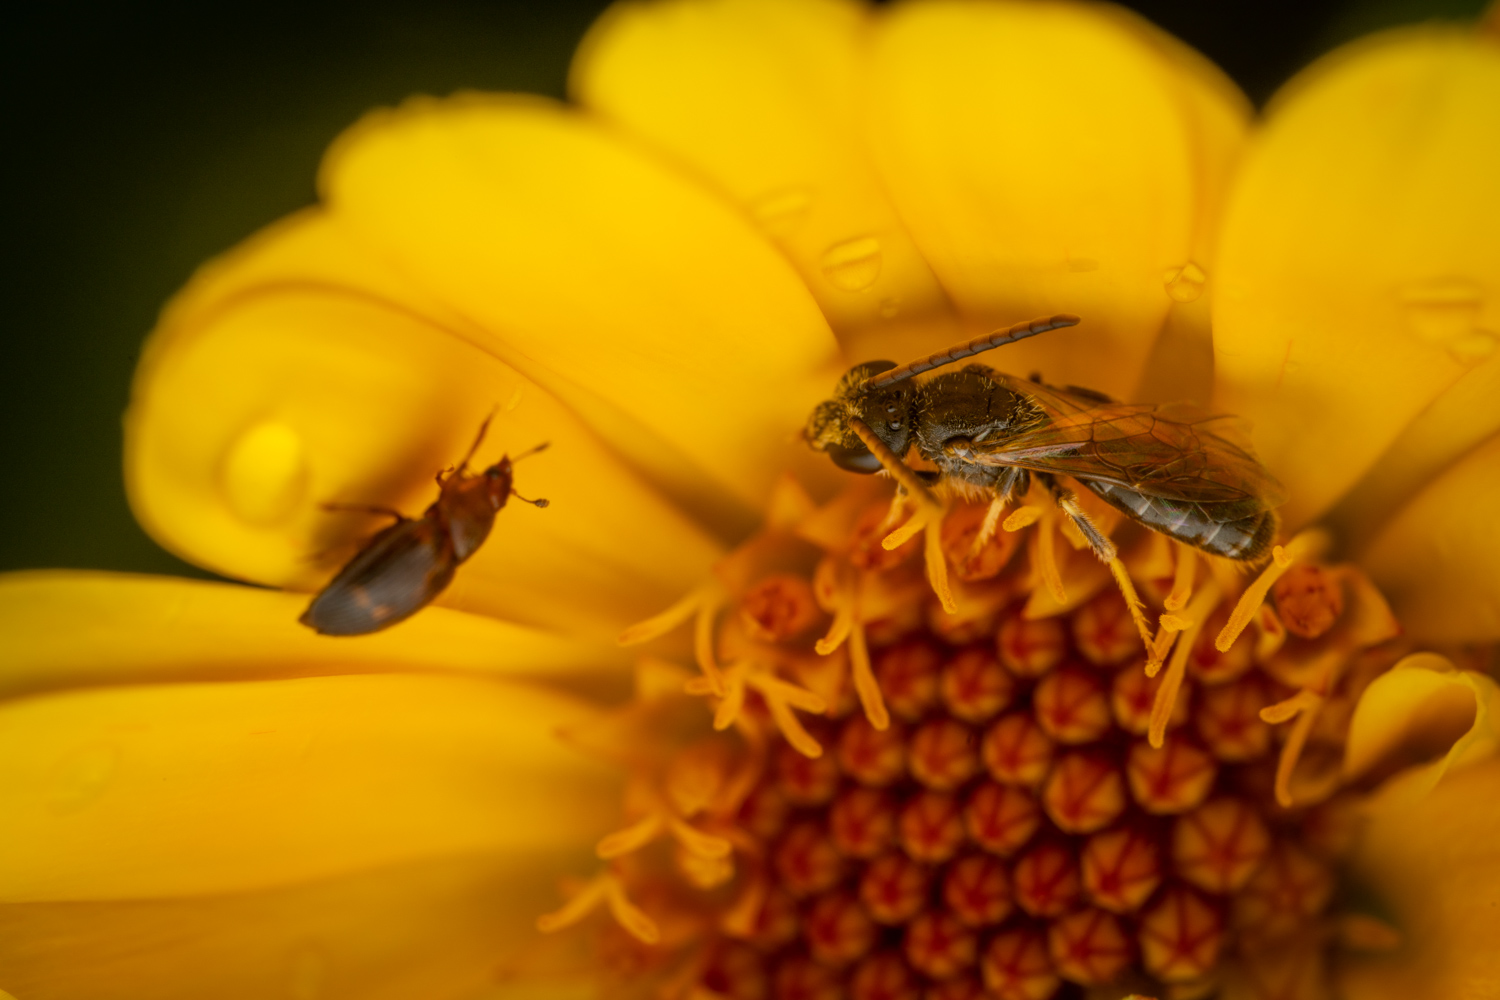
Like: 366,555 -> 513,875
1036,475 -> 1115,563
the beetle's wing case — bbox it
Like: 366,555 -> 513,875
955,373 -> 1287,510
300,519 -> 458,636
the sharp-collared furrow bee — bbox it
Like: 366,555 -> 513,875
300,415 -> 549,636
804,314 -> 1286,564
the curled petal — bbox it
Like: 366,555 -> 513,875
1214,28 -> 1500,529
126,211 -> 722,640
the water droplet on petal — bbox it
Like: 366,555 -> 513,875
1066,257 -> 1100,273
220,421 -> 309,525
288,943 -> 329,1000
49,744 -> 118,814
1163,262 -> 1208,303
821,237 -> 883,293
1399,280 -> 1492,365
751,187 -> 814,239
879,297 -> 902,320
504,386 -> 524,412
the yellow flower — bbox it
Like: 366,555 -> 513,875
3,1 -> 1498,998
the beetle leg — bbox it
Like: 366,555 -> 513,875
320,502 -> 408,523
1036,474 -> 1115,563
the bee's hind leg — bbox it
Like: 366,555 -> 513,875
1036,474 -> 1115,563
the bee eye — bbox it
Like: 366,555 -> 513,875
827,442 -> 882,474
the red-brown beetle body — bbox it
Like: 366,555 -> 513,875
300,419 -> 547,636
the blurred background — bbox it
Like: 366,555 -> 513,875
0,0 -> 1487,580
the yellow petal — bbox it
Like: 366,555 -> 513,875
0,571 -> 625,698
0,851 -> 593,1000
1344,652 -> 1500,803
866,0 -> 1248,399
0,673 -> 616,901
321,94 -> 842,512
1339,757 -> 1500,1000
1213,28 -> 1500,528
572,0 -> 954,339
1359,432 -> 1500,643
126,210 -> 722,640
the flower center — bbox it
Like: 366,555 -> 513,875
542,481 -> 1405,1000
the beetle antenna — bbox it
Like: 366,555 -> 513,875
455,408 -> 499,474
510,441 -> 550,463
864,314 -> 1080,388
512,490 -> 550,508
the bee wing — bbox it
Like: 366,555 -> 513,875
301,519 -> 458,636
960,378 -> 1287,510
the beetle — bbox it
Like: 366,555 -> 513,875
299,415 -> 548,635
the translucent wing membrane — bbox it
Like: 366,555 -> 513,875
300,522 -> 457,635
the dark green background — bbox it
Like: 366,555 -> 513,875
0,0 -> 1485,579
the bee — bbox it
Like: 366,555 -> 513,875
300,415 -> 549,636
804,314 -> 1286,564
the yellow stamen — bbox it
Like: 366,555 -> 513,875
617,580 -> 716,646
1216,529 -> 1330,653
1033,516 -> 1068,605
1165,542 -> 1198,613
883,507 -> 931,550
668,816 -> 733,859
709,667 -> 746,731
925,518 -> 958,614
694,591 -> 728,696
848,621 -> 891,731
745,669 -> 829,715
596,813 -> 665,858
848,418 -> 942,514
1148,582 -> 1222,749
1266,692 -> 1325,808
1253,604 -> 1287,661
720,873 -> 768,937
764,694 -> 823,758
537,872 -> 662,945
814,563 -> 855,655
1003,505 -> 1043,531
1158,613 -> 1192,632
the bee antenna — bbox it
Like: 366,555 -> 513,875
864,314 -> 1080,388
510,441 -> 550,463
455,407 -> 500,473
512,490 -> 549,508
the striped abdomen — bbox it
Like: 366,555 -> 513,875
1082,479 -> 1277,563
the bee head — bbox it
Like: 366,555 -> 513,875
803,361 -> 915,474
481,457 -> 514,508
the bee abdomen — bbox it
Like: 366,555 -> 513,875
1082,481 -> 1276,562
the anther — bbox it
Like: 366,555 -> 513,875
997,614 -> 1067,678
838,715 -> 908,786
964,781 -> 1042,857
1232,841 -> 1335,945
1112,659 -> 1190,737
940,646 -> 1015,723
775,821 -> 845,897
1261,689 -> 1326,808
1030,514 -> 1069,605
677,840 -> 735,889
806,891 -> 878,966
943,853 -> 1014,927
1166,542 -> 1199,613
1073,589 -> 1141,666
848,620 -> 891,731
535,871 -> 661,945
942,499 -> 1021,582
773,954 -> 844,1000
1081,825 -> 1163,914
981,713 -> 1056,787
1126,736 -> 1217,815
1194,674 -> 1273,762
1012,842 -> 1082,918
830,786 -> 898,859
1047,907 -> 1134,986
1042,751 -> 1127,834
875,640 -> 942,721
1172,797 -> 1270,894
1148,581 -> 1223,749
1272,563 -> 1345,639
1033,665 -> 1112,744
1138,884 -> 1225,983
777,739 -> 840,807
924,514 -> 960,614
860,852 -> 930,925
905,911 -> 978,980
898,790 -> 967,864
910,718 -> 981,790
1187,607 -> 1253,685
851,951 -> 920,1000
850,499 -> 923,571
981,925 -> 1061,1000
740,573 -> 822,642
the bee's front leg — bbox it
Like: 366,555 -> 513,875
1036,473 -> 1116,563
